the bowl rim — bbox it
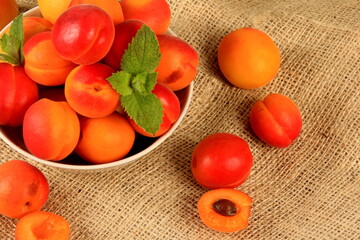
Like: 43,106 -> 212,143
0,6 -> 194,171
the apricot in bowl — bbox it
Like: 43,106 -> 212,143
0,7 -> 194,171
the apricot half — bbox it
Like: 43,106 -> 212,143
198,188 -> 252,233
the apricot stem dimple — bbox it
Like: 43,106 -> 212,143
212,199 -> 237,216
94,85 -> 102,92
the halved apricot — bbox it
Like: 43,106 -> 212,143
15,211 -> 70,240
197,188 -> 252,233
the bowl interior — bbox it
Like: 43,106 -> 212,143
0,7 -> 193,171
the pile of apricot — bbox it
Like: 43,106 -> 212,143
0,0 -> 199,164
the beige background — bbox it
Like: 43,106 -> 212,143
1,0 -> 359,239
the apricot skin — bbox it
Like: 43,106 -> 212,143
155,34 -> 199,91
218,27 -> 280,89
75,113 -> 135,164
0,160 -> 49,219
120,0 -> 171,34
0,0 -> 18,30
0,63 -> 39,126
23,31 -> 77,86
51,5 -> 115,65
65,63 -> 119,118
250,93 -> 302,148
23,99 -> 80,161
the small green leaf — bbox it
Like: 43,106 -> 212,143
122,91 -> 163,135
107,71 -> 133,96
132,72 -> 158,93
0,13 -> 24,65
121,25 -> 161,74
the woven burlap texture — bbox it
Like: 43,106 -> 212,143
1,0 -> 359,239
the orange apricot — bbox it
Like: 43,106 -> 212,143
75,113 -> 136,164
120,0 -> 171,34
0,160 -> 49,219
198,188 -> 252,233
218,27 -> 280,89
69,0 -> 124,25
23,31 -> 77,86
23,99 -> 80,161
38,0 -> 72,24
15,211 -> 70,240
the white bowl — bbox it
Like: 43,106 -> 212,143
0,7 -> 193,171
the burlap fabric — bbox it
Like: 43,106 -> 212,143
1,0 -> 359,239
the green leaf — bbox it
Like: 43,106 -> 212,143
0,13 -> 24,65
121,24 -> 161,74
122,91 -> 163,135
107,71 -> 133,96
132,72 -> 158,93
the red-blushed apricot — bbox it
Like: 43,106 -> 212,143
0,160 -> 49,219
218,27 -> 280,89
104,19 -> 145,71
155,34 -> 199,91
64,63 -> 119,118
69,0 -> 124,25
38,0 -> 71,25
0,63 -> 39,126
15,211 -> 70,240
23,99 -> 80,161
191,133 -> 253,189
23,31 -> 77,86
128,83 -> 181,137
0,0 -> 18,30
51,5 -> 115,65
120,0 -> 171,34
75,113 -> 135,164
198,188 -> 252,233
250,93 -> 302,148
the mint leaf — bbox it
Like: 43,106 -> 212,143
107,24 -> 164,135
121,25 -> 161,74
132,72 -> 158,93
0,13 -> 24,65
107,71 -> 133,96
122,91 -> 163,135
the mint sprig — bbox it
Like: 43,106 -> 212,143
107,25 -> 163,135
0,13 -> 24,65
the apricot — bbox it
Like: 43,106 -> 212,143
120,0 -> 171,34
198,188 -> 252,233
0,63 -> 39,126
38,0 -> 71,25
23,98 -> 80,161
218,27 -> 281,89
51,4 -> 115,65
23,31 -> 77,86
0,0 -> 18,30
250,93 -> 302,148
104,19 -> 145,71
0,17 -> 53,44
155,34 -> 199,91
65,63 -> 119,118
128,83 -> 180,137
0,160 -> 49,219
15,211 -> 70,240
75,113 -> 135,164
69,0 -> 124,25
